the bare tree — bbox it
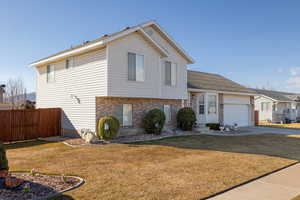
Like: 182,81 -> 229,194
4,78 -> 27,109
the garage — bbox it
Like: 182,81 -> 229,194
224,104 -> 250,126
223,95 -> 251,127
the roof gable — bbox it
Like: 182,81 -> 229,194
30,21 -> 194,67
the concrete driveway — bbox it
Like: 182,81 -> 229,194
203,126 -> 300,136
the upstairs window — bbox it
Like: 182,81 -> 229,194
165,61 -> 177,86
128,52 -> 144,81
65,58 -> 74,69
46,64 -> 55,83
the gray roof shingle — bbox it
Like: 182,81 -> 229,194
253,89 -> 300,102
187,70 -> 256,94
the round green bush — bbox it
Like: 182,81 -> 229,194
143,108 -> 166,135
97,116 -> 120,140
0,141 -> 8,171
176,107 -> 196,131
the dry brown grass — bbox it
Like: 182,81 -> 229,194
292,195 -> 300,200
259,122 -> 300,129
5,134 -> 300,200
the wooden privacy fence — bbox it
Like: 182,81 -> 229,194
0,108 -> 61,142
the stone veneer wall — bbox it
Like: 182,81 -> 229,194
96,97 -> 182,136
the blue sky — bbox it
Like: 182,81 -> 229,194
1,0 -> 300,93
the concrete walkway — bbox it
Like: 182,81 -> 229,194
209,163 -> 300,200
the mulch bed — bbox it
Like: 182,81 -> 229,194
62,131 -> 199,146
40,128 -> 251,147
0,173 -> 83,200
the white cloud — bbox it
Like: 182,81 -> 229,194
289,67 -> 300,76
286,77 -> 300,89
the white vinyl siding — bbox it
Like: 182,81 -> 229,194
128,52 -> 144,82
36,48 -> 107,132
46,64 -> 55,83
164,104 -> 171,122
107,31 -> 187,99
123,104 -> 132,126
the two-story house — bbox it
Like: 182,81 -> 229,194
30,21 -> 195,136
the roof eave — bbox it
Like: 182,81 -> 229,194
29,20 -> 195,67
188,88 -> 257,96
29,40 -> 106,67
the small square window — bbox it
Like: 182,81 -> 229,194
47,64 -> 55,83
66,59 -> 70,69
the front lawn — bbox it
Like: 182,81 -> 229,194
6,134 -> 300,200
292,195 -> 300,200
259,122 -> 300,129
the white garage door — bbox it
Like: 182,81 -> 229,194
224,104 -> 250,126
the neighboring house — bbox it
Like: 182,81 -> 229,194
187,71 -> 256,126
30,21 -> 195,136
254,89 -> 300,123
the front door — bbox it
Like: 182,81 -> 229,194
197,93 -> 206,124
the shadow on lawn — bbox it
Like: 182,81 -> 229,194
131,134 -> 300,161
48,194 -> 75,200
4,140 -> 52,150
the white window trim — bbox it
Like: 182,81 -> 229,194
127,52 -> 145,82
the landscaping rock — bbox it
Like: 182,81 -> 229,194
0,170 -> 8,178
79,129 -> 99,144
4,175 -> 24,189
0,177 -> 5,189
0,173 -> 83,200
